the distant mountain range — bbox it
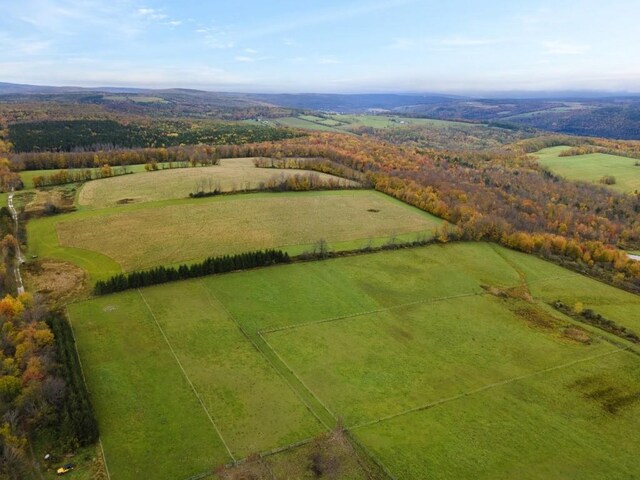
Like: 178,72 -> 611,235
1,82 -> 639,139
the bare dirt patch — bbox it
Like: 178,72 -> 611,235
24,260 -> 87,304
562,326 -> 592,344
23,187 -> 76,217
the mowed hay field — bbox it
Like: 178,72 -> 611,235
535,146 -> 640,193
69,243 -> 640,480
77,158 -> 358,209
271,114 -> 477,133
33,190 -> 441,275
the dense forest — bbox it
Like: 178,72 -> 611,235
0,297 -> 98,478
8,119 -> 300,152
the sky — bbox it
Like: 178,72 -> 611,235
1,0 -> 640,93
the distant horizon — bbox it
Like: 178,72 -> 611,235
3,80 -> 640,99
2,1 -> 640,93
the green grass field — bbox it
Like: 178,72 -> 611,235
29,190 -> 442,277
534,146 -> 640,193
271,113 -> 474,133
69,243 -> 640,480
77,158 -> 357,209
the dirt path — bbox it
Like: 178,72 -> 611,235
8,192 -> 25,294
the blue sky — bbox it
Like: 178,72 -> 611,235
1,0 -> 639,93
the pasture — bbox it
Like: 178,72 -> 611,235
77,158 -> 357,209
28,190 -> 442,279
534,146 -> 640,193
271,114 -> 474,133
68,242 -> 640,480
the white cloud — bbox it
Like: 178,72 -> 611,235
439,37 -> 500,47
235,56 -> 254,63
0,33 -> 51,56
542,40 -> 589,55
390,36 -> 501,50
317,56 -> 340,65
137,8 -> 168,21
195,27 -> 235,49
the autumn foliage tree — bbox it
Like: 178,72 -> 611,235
218,133 -> 640,290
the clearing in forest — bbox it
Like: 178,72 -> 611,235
77,158 -> 358,209
535,146 -> 640,193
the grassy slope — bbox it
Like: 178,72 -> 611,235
71,242 -> 640,480
272,113 -> 475,133
67,291 -> 231,480
534,146 -> 640,193
266,294 -> 616,425
356,351 -> 640,480
138,283 -> 323,455
30,190 -> 441,276
68,287 -> 323,480
77,158 -> 357,209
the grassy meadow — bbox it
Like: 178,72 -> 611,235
534,146 -> 640,193
269,113 -> 474,133
68,242 -> 640,480
29,190 -> 442,277
77,158 -> 357,209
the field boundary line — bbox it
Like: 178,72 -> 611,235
344,430 -> 398,480
137,289 -> 236,463
261,291 -> 482,334
350,346 -> 630,431
64,307 -> 112,480
98,439 -> 112,480
258,330 -> 338,424
260,272 -> 585,335
199,282 -> 332,430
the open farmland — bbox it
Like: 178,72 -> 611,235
77,158 -> 358,209
28,190 -> 442,279
269,114 -> 474,132
68,243 -> 640,480
534,146 -> 640,193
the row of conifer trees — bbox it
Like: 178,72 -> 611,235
94,249 -> 290,294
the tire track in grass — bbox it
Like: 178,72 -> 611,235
137,289 -> 236,463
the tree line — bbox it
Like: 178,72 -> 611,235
552,300 -> 639,344
10,144 -> 223,171
190,171 -> 359,198
46,313 -> 99,447
0,295 -> 98,477
94,249 -> 291,295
